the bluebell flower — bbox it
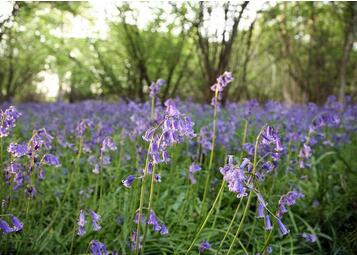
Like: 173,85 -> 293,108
265,214 -> 273,231
75,119 -> 92,137
134,212 -> 145,225
91,210 -> 101,231
301,233 -> 317,242
131,231 -> 142,251
160,224 -> 168,235
266,246 -> 273,254
189,162 -> 201,184
257,203 -> 265,219
154,174 -> 161,183
25,186 -> 36,198
8,143 -> 28,158
0,106 -> 21,137
92,164 -> 100,174
43,154 -> 60,166
149,79 -> 166,98
277,218 -> 289,236
122,175 -> 135,188
147,210 -> 161,232
0,218 -> 13,234
11,215 -> 23,232
277,190 -> 304,217
102,155 -> 111,166
77,210 -> 86,236
89,240 -> 108,255
101,137 -> 117,152
199,240 -> 211,253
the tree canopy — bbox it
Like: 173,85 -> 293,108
0,1 -> 356,104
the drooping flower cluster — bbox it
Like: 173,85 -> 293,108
0,215 -> 23,234
220,155 -> 251,198
89,240 -> 108,255
77,209 -> 102,236
149,79 -> 166,98
255,126 -> 284,181
0,106 -> 21,137
277,190 -> 304,218
122,175 -> 136,188
256,189 -> 304,236
4,128 -> 59,197
130,231 -> 143,251
142,99 -> 195,166
133,210 -> 168,236
210,71 -> 233,107
299,107 -> 341,168
188,162 -> 201,184
90,136 -> 117,174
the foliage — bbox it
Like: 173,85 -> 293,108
0,2 -> 356,103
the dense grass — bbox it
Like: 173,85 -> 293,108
0,96 -> 356,255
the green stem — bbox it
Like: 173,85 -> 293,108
260,230 -> 273,254
226,125 -> 266,254
201,89 -> 219,214
227,192 -> 253,255
36,138 -> 83,244
151,97 -> 155,120
140,163 -> 157,255
134,143 -> 152,255
215,198 -> 243,254
185,180 -> 225,255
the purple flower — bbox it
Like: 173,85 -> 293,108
77,210 -> 86,236
160,224 -> 168,235
76,119 -> 91,137
243,143 -> 255,156
277,218 -> 289,236
122,175 -> 135,188
301,233 -> 317,242
134,212 -> 145,225
92,164 -> 100,174
25,186 -> 36,198
275,138 -> 283,152
131,231 -> 142,251
262,162 -> 274,172
257,193 -> 267,207
91,210 -> 101,231
210,71 -> 233,92
89,240 -> 108,255
265,214 -> 273,231
101,137 -> 117,152
199,240 -> 211,253
257,203 -> 265,219
266,246 -> 273,254
154,174 -> 161,182
11,215 -> 23,232
43,154 -> 60,166
277,190 -> 304,218
0,218 -> 13,234
7,143 -> 28,158
147,210 -> 161,232
220,158 -> 247,198
0,106 -> 21,137
189,162 -> 201,184
299,143 -> 312,159
149,79 -> 166,98
102,155 -> 111,166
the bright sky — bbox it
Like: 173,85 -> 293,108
0,1 -> 272,99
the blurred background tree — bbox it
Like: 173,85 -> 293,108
0,1 -> 355,104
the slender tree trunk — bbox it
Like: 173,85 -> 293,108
339,2 -> 357,103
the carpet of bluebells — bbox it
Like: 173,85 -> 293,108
0,73 -> 357,254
